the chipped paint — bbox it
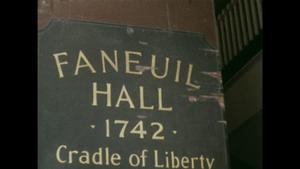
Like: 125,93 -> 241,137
188,95 -> 199,102
137,115 -> 147,119
201,71 -> 222,79
217,120 -> 227,125
218,95 -> 225,110
135,65 -> 153,72
187,87 -> 199,91
200,48 -> 219,53
182,92 -> 225,110
138,41 -> 149,45
126,27 -> 134,35
199,93 -> 225,109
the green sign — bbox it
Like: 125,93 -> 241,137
38,19 -> 228,169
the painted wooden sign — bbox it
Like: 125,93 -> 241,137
38,19 -> 228,169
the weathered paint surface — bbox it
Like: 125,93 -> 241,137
38,18 -> 228,169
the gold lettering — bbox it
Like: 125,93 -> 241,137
92,83 -> 112,107
125,51 -> 143,75
190,157 -> 198,169
171,151 -> 180,168
79,151 -> 90,164
115,85 -> 135,108
151,55 -> 170,79
139,86 -> 154,110
185,64 -> 200,89
158,88 -> 173,111
105,147 -> 110,165
206,158 -> 215,169
174,60 -> 182,82
92,148 -> 103,165
154,150 -> 164,168
56,145 -> 67,163
53,52 -> 68,78
111,153 -> 121,166
101,50 -> 118,73
181,156 -> 189,168
74,50 -> 96,75
68,150 -> 78,164
199,155 -> 205,169
165,151 -> 170,168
